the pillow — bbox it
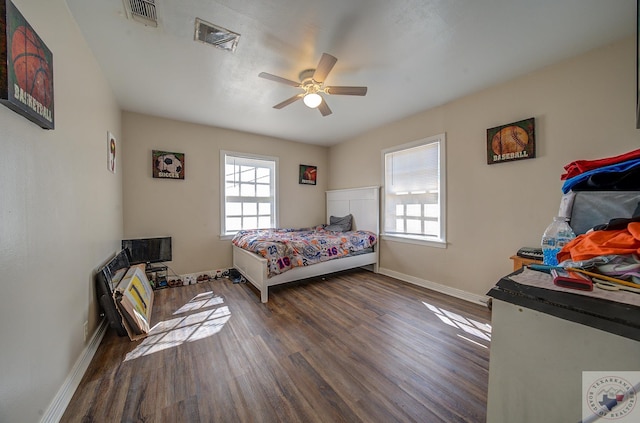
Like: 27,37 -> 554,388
325,214 -> 353,232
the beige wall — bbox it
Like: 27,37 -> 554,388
329,37 -> 640,298
1,4 -> 636,420
0,1 -> 122,421
121,112 -> 329,275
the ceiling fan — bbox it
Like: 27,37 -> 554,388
259,53 -> 367,117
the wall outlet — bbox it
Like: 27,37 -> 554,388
83,321 -> 88,342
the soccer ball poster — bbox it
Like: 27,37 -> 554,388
152,150 -> 185,180
0,0 -> 54,129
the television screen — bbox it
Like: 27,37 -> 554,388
121,237 -> 172,265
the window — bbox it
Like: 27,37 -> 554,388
382,133 -> 446,247
221,151 -> 278,237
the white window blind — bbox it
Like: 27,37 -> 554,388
382,134 -> 446,245
385,143 -> 439,195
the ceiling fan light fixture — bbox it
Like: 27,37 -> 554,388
259,52 -> 367,117
303,93 -> 322,108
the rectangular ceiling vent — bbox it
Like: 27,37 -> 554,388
125,0 -> 158,27
194,18 -> 240,53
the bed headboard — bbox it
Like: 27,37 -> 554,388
326,186 -> 380,234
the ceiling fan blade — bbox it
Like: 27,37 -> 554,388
259,72 -> 301,87
273,94 -> 303,109
318,99 -> 332,116
325,86 -> 368,96
312,53 -> 337,83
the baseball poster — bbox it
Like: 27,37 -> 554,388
0,0 -> 54,129
152,150 -> 185,180
487,117 -> 535,165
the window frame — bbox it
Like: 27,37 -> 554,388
381,133 -> 447,248
220,150 -> 279,239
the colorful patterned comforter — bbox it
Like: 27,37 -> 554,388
232,226 -> 378,277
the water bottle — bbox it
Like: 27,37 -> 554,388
541,216 -> 576,266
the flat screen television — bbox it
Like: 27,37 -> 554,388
121,237 -> 172,265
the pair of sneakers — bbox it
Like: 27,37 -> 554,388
196,274 -> 211,282
228,268 -> 243,284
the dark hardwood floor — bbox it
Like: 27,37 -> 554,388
62,269 -> 491,422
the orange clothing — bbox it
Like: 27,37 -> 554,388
557,222 -> 640,263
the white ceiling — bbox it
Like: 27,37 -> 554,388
64,0 -> 635,146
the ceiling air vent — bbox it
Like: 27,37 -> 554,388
194,18 -> 240,52
125,0 -> 158,27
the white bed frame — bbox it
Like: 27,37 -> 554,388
233,186 -> 380,302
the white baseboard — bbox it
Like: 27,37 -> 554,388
40,318 -> 108,423
378,267 -> 491,306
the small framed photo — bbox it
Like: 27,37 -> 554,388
487,117 -> 535,165
152,150 -> 185,180
107,132 -> 116,173
299,164 -> 317,185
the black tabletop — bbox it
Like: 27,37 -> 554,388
488,268 -> 640,342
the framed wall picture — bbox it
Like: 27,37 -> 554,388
487,117 -> 535,165
0,0 -> 54,129
108,132 -> 116,173
152,150 -> 185,180
299,164 -> 317,185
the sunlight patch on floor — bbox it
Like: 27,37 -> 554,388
124,291 -> 230,361
173,291 -> 225,315
457,334 -> 488,349
423,301 -> 491,346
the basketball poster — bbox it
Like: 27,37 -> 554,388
0,0 -> 54,129
486,117 -> 535,165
